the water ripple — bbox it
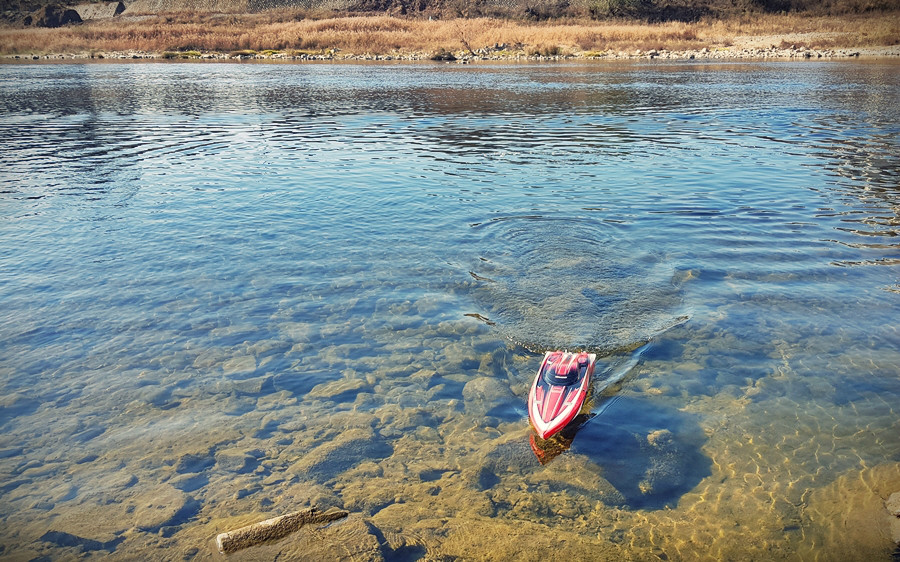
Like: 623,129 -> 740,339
1,61 -> 899,561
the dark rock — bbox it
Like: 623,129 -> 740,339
430,50 -> 456,61
159,525 -> 179,538
475,466 -> 500,490
28,5 -> 82,27
40,530 -> 122,552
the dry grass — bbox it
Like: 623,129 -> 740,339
0,11 -> 897,56
700,13 -> 900,47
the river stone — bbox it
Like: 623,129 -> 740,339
217,375 -> 274,395
0,447 -> 24,459
280,322 -> 314,342
216,449 -> 258,474
223,355 -> 257,377
0,392 -> 40,421
461,377 -> 513,414
637,429 -> 686,496
50,484 -> 190,540
887,492 -> 900,517
193,348 -> 228,369
289,428 -> 392,483
175,452 -> 214,474
466,435 -> 540,490
285,514 -> 383,561
131,485 -> 192,531
103,471 -> 138,491
170,473 -> 208,492
528,454 -> 626,507
308,377 -> 369,400
40,530 -> 121,552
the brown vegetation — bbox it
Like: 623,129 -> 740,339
0,10 -> 897,57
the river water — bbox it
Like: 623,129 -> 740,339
1,60 -> 898,561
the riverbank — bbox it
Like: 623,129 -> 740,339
1,13 -> 898,62
6,43 -> 898,63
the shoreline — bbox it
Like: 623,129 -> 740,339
2,12 -> 898,64
4,44 -> 899,63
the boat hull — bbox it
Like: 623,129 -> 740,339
527,351 -> 595,440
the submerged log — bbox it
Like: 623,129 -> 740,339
215,507 -> 349,554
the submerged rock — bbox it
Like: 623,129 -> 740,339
888,491 -> 900,544
887,492 -> 900,517
48,484 -> 195,542
223,355 -> 258,377
175,452 -> 214,474
40,530 -> 122,552
461,377 -> 514,416
215,448 -> 259,474
131,485 -> 195,531
289,428 -> 393,483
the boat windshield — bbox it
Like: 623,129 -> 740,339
542,357 -> 582,386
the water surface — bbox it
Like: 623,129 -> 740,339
1,60 -> 899,560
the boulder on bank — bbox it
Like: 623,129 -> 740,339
71,1 -> 124,20
24,4 -> 82,27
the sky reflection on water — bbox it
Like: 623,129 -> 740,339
1,60 -> 899,560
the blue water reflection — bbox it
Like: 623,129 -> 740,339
1,60 -> 898,560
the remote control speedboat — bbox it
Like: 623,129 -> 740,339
527,351 -> 596,440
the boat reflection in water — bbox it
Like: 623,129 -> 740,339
528,395 -> 625,464
529,412 -> 590,465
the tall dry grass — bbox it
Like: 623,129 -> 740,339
0,12 -> 896,56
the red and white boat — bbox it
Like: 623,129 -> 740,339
527,351 -> 596,440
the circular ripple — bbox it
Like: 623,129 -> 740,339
467,214 -> 689,353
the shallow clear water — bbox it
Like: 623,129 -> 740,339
1,60 -> 899,561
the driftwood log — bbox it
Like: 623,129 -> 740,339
215,507 -> 349,554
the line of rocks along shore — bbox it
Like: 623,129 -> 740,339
5,43 -> 899,63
